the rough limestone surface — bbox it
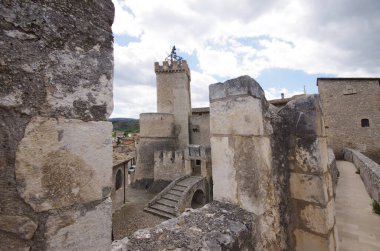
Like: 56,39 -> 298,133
15,116 -> 113,212
0,215 -> 37,240
210,76 -> 286,250
280,95 -> 337,250
111,201 -> 255,251
209,77 -> 338,250
0,0 -> 114,249
45,198 -> 112,251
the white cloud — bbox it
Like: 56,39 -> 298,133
110,0 -> 380,118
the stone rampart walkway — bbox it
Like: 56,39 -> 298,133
335,161 -> 380,250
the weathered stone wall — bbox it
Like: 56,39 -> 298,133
111,201 -> 255,251
189,113 -> 210,146
136,113 -> 176,187
280,96 -> 338,251
343,148 -> 380,204
154,150 -> 186,181
139,113 -> 175,138
209,76 -> 338,250
155,61 -> 191,149
209,76 -> 286,250
0,1 -> 114,250
318,79 -> 380,163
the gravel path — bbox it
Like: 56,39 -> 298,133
112,187 -> 165,240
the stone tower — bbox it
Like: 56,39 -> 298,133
155,59 -> 191,149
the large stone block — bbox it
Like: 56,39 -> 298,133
290,173 -> 329,204
290,137 -> 328,174
234,136 -> 273,215
210,136 -> 238,204
209,75 -> 265,101
279,95 -> 325,137
299,200 -> 335,234
294,229 -> 334,251
15,116 -> 113,211
210,96 -> 264,136
45,198 -> 112,251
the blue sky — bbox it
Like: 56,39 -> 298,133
111,0 -> 380,118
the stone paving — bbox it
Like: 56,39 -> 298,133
335,161 -> 380,251
112,187 -> 165,240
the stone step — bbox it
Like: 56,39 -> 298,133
144,207 -> 174,219
162,194 -> 180,202
168,190 -> 183,196
150,203 -> 175,215
177,176 -> 203,186
172,185 -> 187,192
175,183 -> 187,189
157,198 -> 177,208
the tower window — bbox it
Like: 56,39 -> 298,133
195,159 -> 201,166
361,119 -> 370,127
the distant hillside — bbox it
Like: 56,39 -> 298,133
109,118 -> 139,133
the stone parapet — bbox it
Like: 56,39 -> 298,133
343,148 -> 380,204
112,202 -> 255,251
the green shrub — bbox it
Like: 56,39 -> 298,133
373,200 -> 380,215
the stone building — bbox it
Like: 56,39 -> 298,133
135,54 -> 212,189
318,78 -> 380,163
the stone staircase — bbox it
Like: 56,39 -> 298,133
144,176 -> 205,219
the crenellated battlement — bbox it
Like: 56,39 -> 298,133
154,60 -> 191,80
155,150 -> 184,164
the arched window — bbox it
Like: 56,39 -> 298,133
361,119 -> 370,127
115,169 -> 123,190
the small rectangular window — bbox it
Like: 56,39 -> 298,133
195,159 -> 201,166
361,119 -> 369,127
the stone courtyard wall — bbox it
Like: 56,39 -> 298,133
136,113 -> 176,187
154,150 -> 186,181
0,1 -> 114,250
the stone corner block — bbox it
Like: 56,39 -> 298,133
210,96 -> 264,136
15,116 -> 113,212
280,94 -> 325,137
299,200 -> 335,234
209,76 -> 265,102
290,173 -> 328,204
209,82 -> 226,101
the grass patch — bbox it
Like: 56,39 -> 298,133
373,200 -> 380,215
